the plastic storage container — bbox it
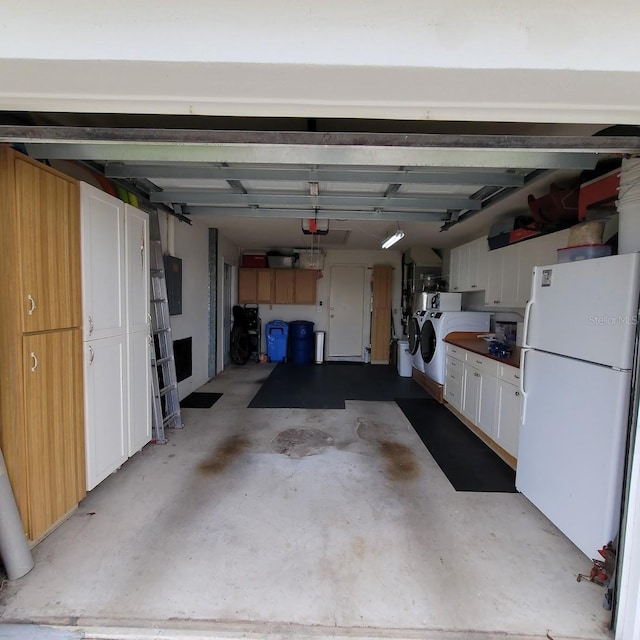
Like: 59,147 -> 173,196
266,320 -> 288,363
241,252 -> 267,268
397,339 -> 412,377
289,320 -> 315,364
557,244 -> 612,263
267,255 -> 294,268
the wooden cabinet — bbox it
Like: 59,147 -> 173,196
444,353 -> 463,411
294,269 -> 318,305
80,183 -> 151,490
23,330 -> 85,540
239,268 -> 318,305
16,155 -> 81,333
274,269 -> 295,303
496,363 -> 523,457
0,146 -> 85,542
371,264 -> 393,364
461,362 -> 482,422
449,246 -> 461,293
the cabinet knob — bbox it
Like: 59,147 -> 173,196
89,345 -> 94,365
515,391 -> 520,397
30,352 -> 38,372
471,284 -> 477,288
27,294 -> 36,315
474,372 -> 480,377
493,300 -> 501,304
88,315 -> 94,336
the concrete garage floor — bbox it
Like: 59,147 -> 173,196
0,365 -> 612,640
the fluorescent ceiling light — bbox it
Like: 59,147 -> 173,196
381,230 -> 405,249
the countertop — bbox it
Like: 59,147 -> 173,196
444,332 -> 521,369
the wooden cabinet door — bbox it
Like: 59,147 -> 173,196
238,269 -> 258,303
484,250 -> 504,307
470,237 -> 488,291
294,270 -> 318,305
80,183 -> 126,340
256,269 -> 274,303
23,329 -> 85,540
125,205 -> 150,334
16,158 -> 81,333
128,332 -> 152,456
84,334 -> 128,491
274,270 -> 295,304
449,246 -> 461,292
477,371 -> 498,439
371,265 -> 393,363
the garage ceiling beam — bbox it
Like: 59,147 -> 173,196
183,207 -> 448,222
104,164 -> 526,187
149,190 -> 482,210
22,142 -> 602,170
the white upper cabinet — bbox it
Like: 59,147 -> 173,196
124,204 -> 150,334
80,184 -> 126,340
450,237 -> 488,293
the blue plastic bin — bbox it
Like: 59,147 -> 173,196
266,320 -> 288,363
289,320 -> 315,364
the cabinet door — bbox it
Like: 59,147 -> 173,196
84,334 -> 128,491
16,158 -> 81,333
274,269 -> 295,304
461,363 -> 481,422
484,249 -> 503,307
449,247 -> 461,292
477,372 -> 498,439
458,243 -> 471,291
294,270 -> 318,305
238,269 -> 257,303
125,205 -> 150,334
470,237 -> 488,291
128,332 -> 152,456
496,379 -> 522,457
80,183 -> 126,340
444,356 -> 464,411
23,329 -> 85,540
499,244 -> 520,307
256,269 -> 274,303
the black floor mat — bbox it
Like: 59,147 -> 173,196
180,392 -> 223,409
395,398 -> 517,493
248,362 -> 430,409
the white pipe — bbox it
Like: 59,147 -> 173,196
0,448 -> 34,580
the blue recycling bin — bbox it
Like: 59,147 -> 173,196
266,320 -> 288,363
289,320 -> 315,364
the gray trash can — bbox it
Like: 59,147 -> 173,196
397,339 -> 412,377
314,331 -> 325,364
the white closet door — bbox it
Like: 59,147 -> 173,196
127,331 -> 152,456
84,334 -> 128,490
125,205 -> 150,334
80,183 -> 126,340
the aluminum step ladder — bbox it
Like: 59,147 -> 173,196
148,210 -> 183,444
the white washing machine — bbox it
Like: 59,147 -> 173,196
420,311 -> 491,385
408,310 -> 428,373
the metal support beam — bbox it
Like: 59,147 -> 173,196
183,207 -> 447,222
150,190 -> 482,210
104,164 -> 527,187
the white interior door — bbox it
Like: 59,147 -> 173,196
328,265 -> 365,358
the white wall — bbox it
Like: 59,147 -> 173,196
258,249 -> 403,358
1,1 -> 640,123
161,215 -> 210,399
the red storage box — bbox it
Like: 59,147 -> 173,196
241,252 -> 267,268
509,228 -> 541,244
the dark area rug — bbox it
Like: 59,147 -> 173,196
248,362 -> 430,409
395,398 -> 516,493
180,392 -> 223,409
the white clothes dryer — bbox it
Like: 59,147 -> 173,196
408,310 -> 428,373
420,311 -> 491,385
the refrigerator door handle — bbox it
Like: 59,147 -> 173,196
523,300 -> 533,347
520,347 -> 529,420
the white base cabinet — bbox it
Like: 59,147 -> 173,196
128,332 -> 152,456
445,344 -> 522,461
84,335 -> 128,490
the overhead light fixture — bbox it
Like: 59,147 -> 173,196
381,229 -> 405,249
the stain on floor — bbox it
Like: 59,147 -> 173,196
378,440 -> 419,481
199,435 -> 251,475
271,428 -> 334,458
355,418 -> 403,442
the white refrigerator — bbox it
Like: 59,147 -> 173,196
518,253 -> 640,559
